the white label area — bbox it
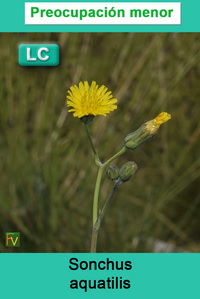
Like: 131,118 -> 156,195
25,2 -> 181,25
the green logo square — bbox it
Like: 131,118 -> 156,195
5,232 -> 20,247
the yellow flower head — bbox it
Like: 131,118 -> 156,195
145,112 -> 171,134
153,112 -> 172,126
66,81 -> 117,118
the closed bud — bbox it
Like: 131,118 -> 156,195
119,161 -> 138,182
125,123 -> 151,150
125,112 -> 171,150
106,165 -> 119,181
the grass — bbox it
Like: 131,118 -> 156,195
0,33 -> 199,252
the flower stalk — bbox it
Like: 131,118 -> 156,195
84,124 -> 101,166
92,147 -> 127,226
90,181 -> 120,253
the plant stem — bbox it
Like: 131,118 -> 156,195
92,147 -> 126,227
103,146 -> 127,168
90,182 -> 119,253
91,146 -> 127,252
85,123 -> 102,166
90,227 -> 99,253
85,124 -> 97,155
99,181 -> 119,222
93,166 -> 104,226
84,122 -> 128,252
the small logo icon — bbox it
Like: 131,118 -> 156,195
5,232 -> 20,247
18,44 -> 60,66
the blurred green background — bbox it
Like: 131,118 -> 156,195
0,33 -> 199,253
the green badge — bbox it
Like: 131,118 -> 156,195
5,232 -> 20,247
18,44 -> 60,66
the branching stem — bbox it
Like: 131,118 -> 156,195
84,124 -> 127,253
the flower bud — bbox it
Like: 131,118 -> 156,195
125,112 -> 171,150
119,161 -> 138,182
106,165 -> 119,181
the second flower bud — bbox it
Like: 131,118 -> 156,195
119,161 -> 138,182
